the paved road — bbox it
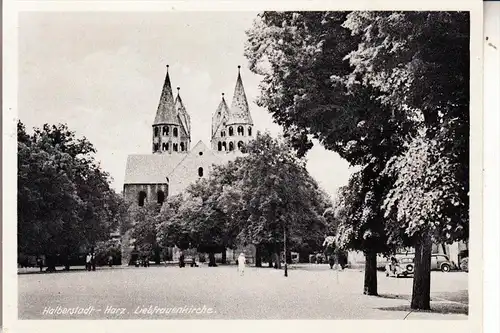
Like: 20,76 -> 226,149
18,264 -> 468,320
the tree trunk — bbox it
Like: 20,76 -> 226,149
221,249 -> 227,264
411,232 -> 432,310
274,251 -> 281,269
363,249 -> 378,295
154,246 -> 161,265
255,245 -> 262,267
208,252 -> 217,267
46,255 -> 56,272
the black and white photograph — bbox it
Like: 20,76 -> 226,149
2,0 -> 485,331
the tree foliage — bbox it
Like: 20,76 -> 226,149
156,133 -> 331,266
245,11 -> 469,304
17,121 -> 126,265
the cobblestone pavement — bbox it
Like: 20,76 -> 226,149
18,264 -> 468,320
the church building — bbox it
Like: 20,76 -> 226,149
121,65 -> 256,265
123,65 -> 254,206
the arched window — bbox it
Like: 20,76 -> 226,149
237,126 -> 244,135
229,127 -> 234,136
173,127 -> 178,137
162,143 -> 168,151
248,127 -> 252,136
157,190 -> 165,205
221,131 -> 226,137
237,141 -> 244,150
138,191 -> 147,207
180,142 -> 185,151
222,142 -> 227,151
198,167 -> 204,177
229,142 -> 234,151
173,143 -> 178,152
154,127 -> 159,137
153,143 -> 159,152
218,142 -> 222,151
162,126 -> 168,136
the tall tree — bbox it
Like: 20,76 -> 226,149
219,133 -> 329,269
17,122 -> 124,270
245,11 -> 407,293
343,11 -> 469,309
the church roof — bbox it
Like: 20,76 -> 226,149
228,66 -> 253,125
124,140 -> 239,185
211,94 -> 230,138
124,153 -> 185,184
154,66 -> 180,126
175,87 -> 191,136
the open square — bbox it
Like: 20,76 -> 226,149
19,265 -> 468,320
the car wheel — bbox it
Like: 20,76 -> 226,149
441,264 -> 451,272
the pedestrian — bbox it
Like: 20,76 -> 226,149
91,252 -> 96,271
179,253 -> 185,268
86,253 -> 92,271
36,257 -> 43,272
108,255 -> 113,267
237,253 -> 246,276
190,256 -> 199,267
329,255 -> 335,269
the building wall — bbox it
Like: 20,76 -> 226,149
211,123 -> 253,152
123,183 -> 169,206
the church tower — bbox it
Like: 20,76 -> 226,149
152,65 -> 191,154
211,66 -> 254,152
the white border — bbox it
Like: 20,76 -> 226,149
483,2 -> 500,333
3,1 -> 484,333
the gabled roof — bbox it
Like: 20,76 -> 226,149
154,66 -> 180,126
124,141 -> 240,186
228,66 -> 253,125
211,94 -> 230,138
124,153 -> 185,184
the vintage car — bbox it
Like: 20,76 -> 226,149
385,256 -> 414,278
430,254 -> 456,272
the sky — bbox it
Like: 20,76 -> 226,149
18,11 -> 354,199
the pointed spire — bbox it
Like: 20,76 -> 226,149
174,86 -> 191,137
154,65 -> 180,125
175,86 -> 183,104
212,92 -> 230,138
228,66 -> 253,125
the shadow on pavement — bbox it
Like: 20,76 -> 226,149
432,290 -> 468,304
376,303 -> 468,315
377,293 -> 412,301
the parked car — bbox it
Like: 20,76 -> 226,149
385,256 -> 414,278
431,254 -> 456,272
459,257 -> 469,272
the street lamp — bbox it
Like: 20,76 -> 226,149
284,224 -> 288,277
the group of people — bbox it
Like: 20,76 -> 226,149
85,252 -> 96,271
176,252 -> 247,276
178,253 -> 199,268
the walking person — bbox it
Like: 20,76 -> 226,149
91,252 -> 96,271
36,257 -> 43,272
108,255 -> 113,267
86,253 -> 92,271
237,253 -> 246,276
